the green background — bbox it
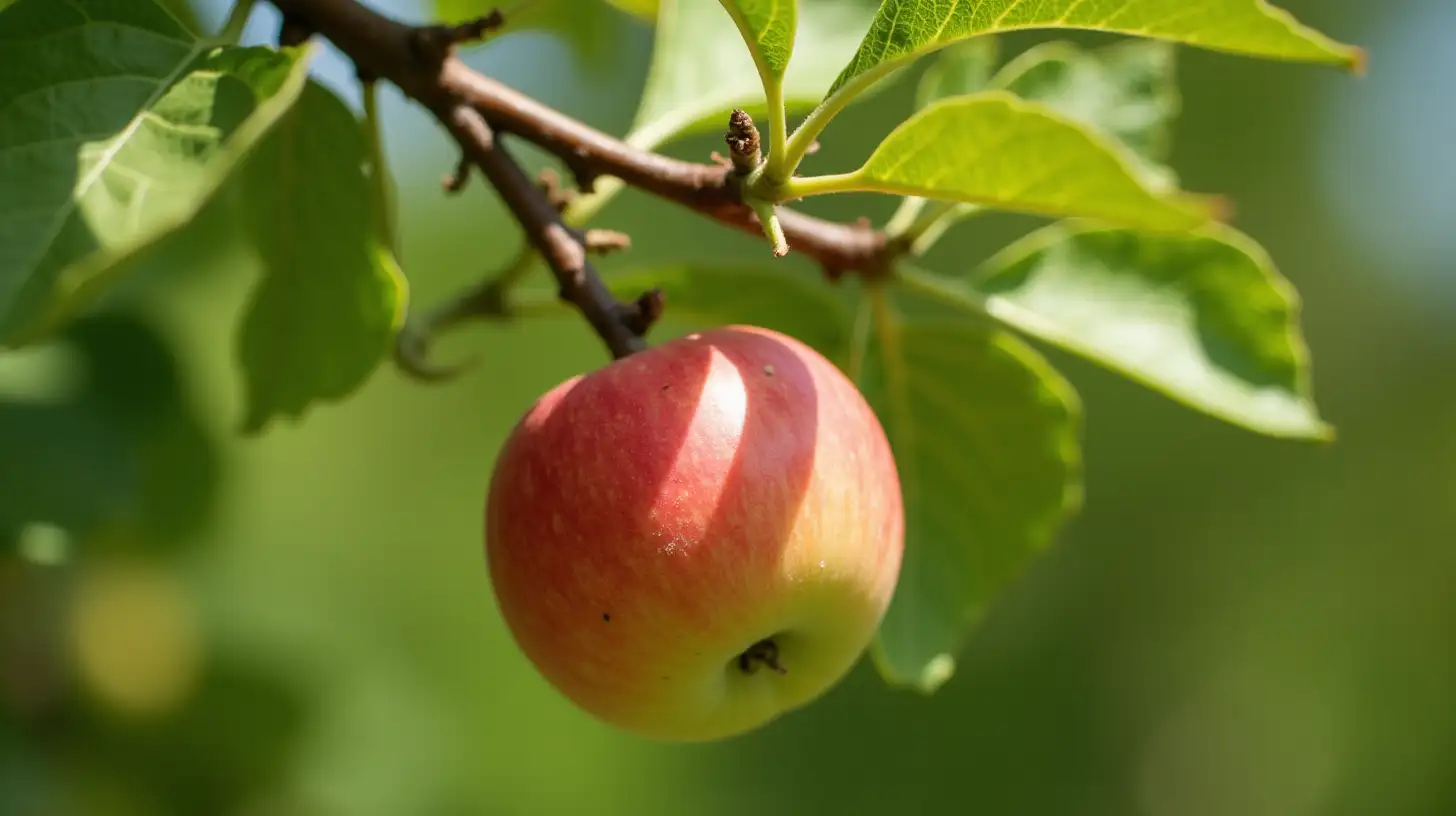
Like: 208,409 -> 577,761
3,0 -> 1454,813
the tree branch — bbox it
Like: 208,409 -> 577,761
267,0 -> 889,272
443,65 -> 888,276
441,105 -> 650,359
265,0 -> 892,359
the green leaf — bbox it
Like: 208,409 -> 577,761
235,81 -> 408,434
628,0 -> 879,149
881,38 -> 1001,249
719,0 -> 797,79
602,265 -> 852,362
905,222 -> 1330,439
858,288 -> 1081,692
0,0 -> 316,345
826,0 -> 1364,107
0,311 -> 220,553
844,92 -> 1216,230
915,36 -> 1000,109
601,0 -> 659,18
990,39 -> 1181,190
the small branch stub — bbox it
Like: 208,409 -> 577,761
443,154 -> 472,192
619,289 -> 665,337
436,104 -> 648,360
411,10 -> 505,62
584,229 -> 631,255
537,168 -> 577,212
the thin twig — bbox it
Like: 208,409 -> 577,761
263,0 -> 895,359
265,0 -> 890,278
442,105 -> 650,359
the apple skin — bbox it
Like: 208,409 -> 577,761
484,325 -> 904,741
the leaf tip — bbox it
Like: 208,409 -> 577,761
237,412 -> 270,438
913,654 -> 957,694
1205,193 -> 1237,224
870,640 -> 958,694
238,399 -> 300,437
1346,46 -> 1370,77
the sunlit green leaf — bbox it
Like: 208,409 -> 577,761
0,0 -> 315,345
879,39 -> 1000,249
990,40 -> 1180,190
826,0 -> 1364,107
915,36 -> 1000,109
858,290 -> 1081,692
235,82 -> 408,434
719,0 -> 797,79
604,0 -> 659,18
903,222 -> 1331,439
628,0 -> 879,149
847,92 -> 1216,230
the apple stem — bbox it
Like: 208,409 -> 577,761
738,638 -> 787,675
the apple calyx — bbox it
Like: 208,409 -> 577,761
737,638 -> 788,675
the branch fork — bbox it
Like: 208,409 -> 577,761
264,0 -> 897,370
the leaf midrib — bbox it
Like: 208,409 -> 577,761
15,20 -> 208,280
830,1 -> 1359,105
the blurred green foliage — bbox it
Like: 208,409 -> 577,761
2,1 -> 1453,815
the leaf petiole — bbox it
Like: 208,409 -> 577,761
886,198 -> 983,256
894,264 -> 990,318
219,0 -> 257,43
746,196 -> 788,257
761,78 -> 790,184
361,80 -> 399,259
768,71 -> 879,186
773,170 -> 865,200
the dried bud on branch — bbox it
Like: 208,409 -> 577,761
725,109 -> 762,174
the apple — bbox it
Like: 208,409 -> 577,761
484,325 -> 904,741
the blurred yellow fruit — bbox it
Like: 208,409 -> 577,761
69,560 -> 203,718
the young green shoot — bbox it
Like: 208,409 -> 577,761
748,195 -> 789,257
885,197 -> 982,256
764,68 -> 883,188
